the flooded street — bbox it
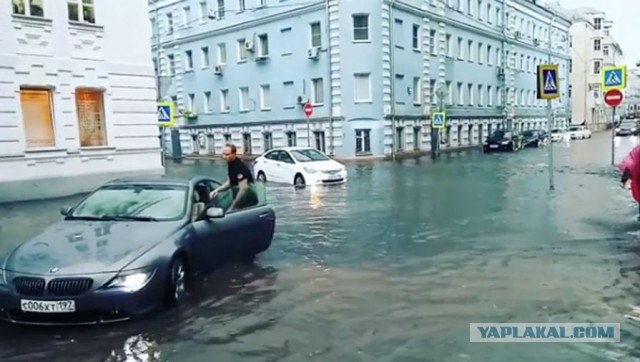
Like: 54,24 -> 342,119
1,132 -> 640,361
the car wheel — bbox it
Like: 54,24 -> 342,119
508,142 -> 515,152
166,256 -> 188,307
257,171 -> 267,182
294,174 -> 305,186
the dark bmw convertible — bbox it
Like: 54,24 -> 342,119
0,176 -> 276,325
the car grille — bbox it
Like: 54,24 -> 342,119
321,169 -> 341,175
47,278 -> 93,296
12,277 -> 93,297
13,277 -> 46,297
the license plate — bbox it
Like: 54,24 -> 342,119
489,145 -> 498,148
20,299 -> 76,313
327,174 -> 341,180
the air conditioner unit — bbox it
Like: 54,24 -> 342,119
213,65 -> 223,75
244,41 -> 254,51
307,47 -> 320,59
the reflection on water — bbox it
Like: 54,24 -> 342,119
0,133 -> 639,361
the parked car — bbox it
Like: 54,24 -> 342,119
483,129 -> 523,152
253,147 -> 347,186
550,128 -> 570,142
616,120 -> 638,136
521,129 -> 549,147
568,125 -> 592,139
0,176 -> 276,325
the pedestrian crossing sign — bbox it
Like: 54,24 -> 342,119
158,102 -> 174,127
601,66 -> 626,92
536,65 -> 560,100
431,112 -> 446,129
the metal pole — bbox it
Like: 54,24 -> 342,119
546,10 -> 554,190
389,0 -> 396,160
611,106 -> 616,165
307,117 -> 311,147
325,0 -> 334,155
154,0 -> 165,166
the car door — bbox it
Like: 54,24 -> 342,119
278,151 -> 299,184
256,150 -> 281,182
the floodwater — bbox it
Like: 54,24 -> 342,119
1,132 -> 640,361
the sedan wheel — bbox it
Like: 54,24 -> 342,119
257,171 -> 267,182
167,257 -> 188,306
294,174 -> 305,186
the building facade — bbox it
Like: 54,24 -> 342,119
566,9 -> 623,127
152,0 -> 571,158
0,0 -> 164,203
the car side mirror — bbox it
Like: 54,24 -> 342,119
205,207 -> 225,219
60,206 -> 72,216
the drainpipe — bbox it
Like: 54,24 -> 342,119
154,0 -> 165,166
325,0 -> 334,155
389,0 -> 396,160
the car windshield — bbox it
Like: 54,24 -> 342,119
551,129 -> 561,134
569,126 -> 579,131
620,122 -> 635,128
68,184 -> 187,221
522,130 -> 533,137
290,148 -> 330,162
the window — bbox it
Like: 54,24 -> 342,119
199,1 -> 207,20
355,129 -> 371,154
263,132 -> 273,151
216,0 -> 225,18
184,50 -> 193,70
182,6 -> 191,26
486,45 -> 492,64
283,81 -> 295,108
238,0 -> 245,12
457,37 -> 463,59
446,34 -> 452,56
487,86 -> 493,106
314,131 -> 326,152
75,89 -> 107,147
594,18 -> 602,30
217,43 -> 226,65
286,132 -> 297,147
20,89 -> 56,149
201,47 -> 210,67
258,34 -> 269,56
167,54 -> 175,75
224,134 -> 231,143
412,24 -> 420,50
394,19 -> 403,48
67,0 -> 95,24
412,77 -> 421,104
467,40 -> 473,61
477,85 -> 483,106
311,78 -> 324,105
237,39 -> 248,62
166,13 -> 174,34
352,14 -> 369,41
354,73 -> 371,102
395,127 -> 404,151
429,79 -> 436,105
187,93 -> 195,111
242,133 -> 252,154
467,83 -> 473,105
487,3 -> 492,23
413,126 -> 421,151
280,28 -> 292,55
259,84 -> 270,110
220,89 -> 229,112
239,87 -> 250,111
429,30 -> 436,55
203,91 -> 212,113
477,43 -> 483,63
593,60 -> 601,74
12,0 -> 44,17
603,46 -> 609,56
593,39 -> 601,51
457,82 -> 463,105
310,22 -> 322,47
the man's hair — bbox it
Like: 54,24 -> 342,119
225,144 -> 237,154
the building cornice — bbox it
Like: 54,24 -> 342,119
512,0 -> 572,27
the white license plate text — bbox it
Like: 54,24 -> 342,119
20,299 -> 76,313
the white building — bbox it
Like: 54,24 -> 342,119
0,0 -> 163,203
563,8 -> 624,127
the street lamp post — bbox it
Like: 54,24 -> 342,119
546,10 -> 555,190
430,84 -> 447,159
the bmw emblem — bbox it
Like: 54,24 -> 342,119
49,267 -> 59,274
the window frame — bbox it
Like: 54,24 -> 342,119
67,0 -> 95,24
354,73 -> 372,103
12,0 -> 45,17
309,22 -> 322,48
19,88 -> 57,150
352,14 -> 370,42
75,88 -> 108,148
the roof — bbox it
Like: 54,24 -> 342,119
270,146 -> 318,151
105,175 -> 201,187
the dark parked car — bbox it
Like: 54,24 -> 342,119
522,129 -> 548,147
0,176 -> 276,325
616,120 -> 638,136
483,129 -> 523,152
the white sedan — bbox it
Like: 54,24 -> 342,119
550,129 -> 570,142
253,147 -> 347,186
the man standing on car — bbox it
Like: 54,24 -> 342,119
209,144 -> 258,211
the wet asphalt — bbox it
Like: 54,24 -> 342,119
0,131 -> 640,361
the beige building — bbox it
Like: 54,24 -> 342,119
566,9 -> 623,128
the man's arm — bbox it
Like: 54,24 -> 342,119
214,179 -> 231,193
229,179 -> 249,210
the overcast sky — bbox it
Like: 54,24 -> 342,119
556,0 -> 637,66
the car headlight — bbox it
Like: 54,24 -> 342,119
303,167 -> 318,174
501,141 -> 509,145
616,128 -> 620,132
104,268 -> 155,291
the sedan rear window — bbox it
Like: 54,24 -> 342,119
69,185 -> 187,221
290,149 -> 330,162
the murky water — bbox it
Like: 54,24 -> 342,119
1,132 -> 640,361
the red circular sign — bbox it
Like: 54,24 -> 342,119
604,89 -> 624,107
303,103 -> 313,117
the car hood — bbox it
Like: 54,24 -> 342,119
3,220 -> 182,275
303,160 -> 344,172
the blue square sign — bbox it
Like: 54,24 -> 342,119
431,112 -> 446,129
536,65 -> 559,100
158,102 -> 174,127
602,66 -> 626,92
